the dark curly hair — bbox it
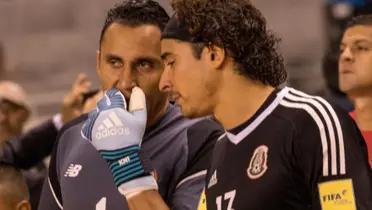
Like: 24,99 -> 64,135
99,0 -> 169,46
171,0 -> 287,87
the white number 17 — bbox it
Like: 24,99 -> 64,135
216,189 -> 236,210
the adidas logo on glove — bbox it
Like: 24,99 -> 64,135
95,112 -> 130,140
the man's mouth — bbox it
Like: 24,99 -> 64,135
339,68 -> 353,74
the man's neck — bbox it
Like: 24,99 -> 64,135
353,96 -> 372,131
146,96 -> 169,128
214,70 -> 274,130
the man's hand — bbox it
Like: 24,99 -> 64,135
81,87 -> 158,197
61,73 -> 92,124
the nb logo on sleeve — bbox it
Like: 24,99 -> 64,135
95,112 -> 130,140
64,164 -> 83,177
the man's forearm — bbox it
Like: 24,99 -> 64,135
0,120 -> 57,169
126,190 -> 170,210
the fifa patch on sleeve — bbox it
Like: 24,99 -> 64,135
318,179 -> 356,210
198,189 -> 207,210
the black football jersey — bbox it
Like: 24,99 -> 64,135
202,87 -> 372,210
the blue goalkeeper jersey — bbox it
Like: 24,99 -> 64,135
38,104 -> 222,210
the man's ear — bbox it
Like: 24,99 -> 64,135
16,200 -> 31,210
205,45 -> 226,70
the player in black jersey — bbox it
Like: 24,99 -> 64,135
155,0 -> 372,209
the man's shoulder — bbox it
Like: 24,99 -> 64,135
59,114 -> 88,136
145,105 -> 201,141
275,87 -> 351,129
186,118 -> 223,152
54,114 -> 88,155
181,118 -> 223,179
188,117 -> 223,133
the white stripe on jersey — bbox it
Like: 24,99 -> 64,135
48,177 -> 63,209
288,88 -> 345,175
217,133 -> 227,142
286,91 -> 338,176
280,99 -> 330,176
225,87 -> 289,145
176,170 -> 208,189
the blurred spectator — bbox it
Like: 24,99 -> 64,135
0,74 -> 94,209
322,49 -> 354,111
0,80 -> 45,209
0,162 -> 31,210
0,81 -> 31,145
338,15 -> 372,168
322,0 -> 372,111
325,0 -> 372,51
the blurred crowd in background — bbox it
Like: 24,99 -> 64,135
0,0 -> 372,209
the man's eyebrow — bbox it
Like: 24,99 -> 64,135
354,39 -> 372,45
161,52 -> 172,60
340,39 -> 372,48
105,53 -> 123,61
133,56 -> 161,65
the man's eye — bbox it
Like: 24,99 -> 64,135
109,59 -> 123,68
166,60 -> 175,67
137,61 -> 153,72
356,45 -> 369,51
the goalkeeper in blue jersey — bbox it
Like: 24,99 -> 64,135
38,1 -> 222,210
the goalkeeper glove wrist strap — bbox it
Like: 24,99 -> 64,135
99,145 -> 151,187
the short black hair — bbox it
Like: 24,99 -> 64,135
346,14 -> 372,29
171,0 -> 287,87
99,0 -> 169,46
0,162 -> 29,206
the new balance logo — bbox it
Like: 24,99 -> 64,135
64,164 -> 82,177
96,112 -> 130,140
208,170 -> 218,188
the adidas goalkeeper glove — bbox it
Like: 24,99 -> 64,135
81,87 -> 157,197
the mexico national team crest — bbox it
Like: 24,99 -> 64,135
247,145 -> 269,179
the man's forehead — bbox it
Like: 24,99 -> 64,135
343,25 -> 372,42
102,23 -> 162,59
105,22 -> 161,38
161,39 -> 184,56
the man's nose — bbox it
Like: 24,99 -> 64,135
159,67 -> 172,92
117,68 -> 137,96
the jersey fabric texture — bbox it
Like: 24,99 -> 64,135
38,104 -> 222,210
205,87 -> 372,210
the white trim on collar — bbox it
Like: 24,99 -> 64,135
225,87 -> 289,145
